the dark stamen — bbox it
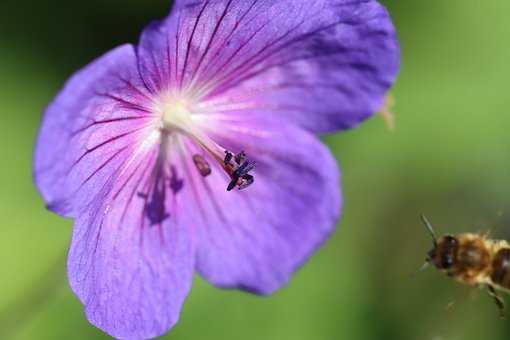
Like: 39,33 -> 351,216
227,178 -> 238,191
224,150 -> 233,165
238,174 -> 254,190
224,150 -> 256,191
235,151 -> 246,165
235,160 -> 255,177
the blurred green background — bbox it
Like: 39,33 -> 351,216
1,0 -> 510,339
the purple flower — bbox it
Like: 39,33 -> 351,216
34,0 -> 399,338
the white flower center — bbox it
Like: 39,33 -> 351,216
154,94 -> 221,160
151,92 -> 255,191
161,98 -> 193,131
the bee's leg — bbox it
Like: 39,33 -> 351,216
488,284 -> 506,319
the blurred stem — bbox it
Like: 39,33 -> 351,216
0,252 -> 67,339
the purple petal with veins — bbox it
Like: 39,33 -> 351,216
34,0 -> 400,338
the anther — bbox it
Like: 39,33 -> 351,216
235,151 -> 246,165
224,150 -> 233,165
238,174 -> 254,190
193,154 -> 212,177
224,150 -> 256,191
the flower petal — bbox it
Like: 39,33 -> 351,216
34,44 -> 156,216
137,0 -> 400,133
185,118 -> 341,294
68,152 -> 195,339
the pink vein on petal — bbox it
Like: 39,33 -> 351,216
188,0 -> 235,87
180,0 -> 211,89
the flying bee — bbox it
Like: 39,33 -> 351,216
421,214 -> 510,318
